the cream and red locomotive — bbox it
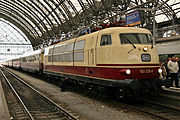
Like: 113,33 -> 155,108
5,27 -> 163,99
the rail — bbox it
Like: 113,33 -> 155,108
0,67 -> 79,120
0,69 -> 34,120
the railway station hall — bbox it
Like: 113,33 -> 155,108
1,0 -> 180,120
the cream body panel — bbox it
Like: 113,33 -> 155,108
44,45 -> 54,66
96,27 -> 159,65
115,45 -> 159,64
87,33 -> 98,66
73,35 -> 87,66
74,32 -> 98,66
96,32 -> 116,64
52,39 -> 75,66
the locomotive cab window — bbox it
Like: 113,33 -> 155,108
100,35 -> 112,46
120,33 -> 152,44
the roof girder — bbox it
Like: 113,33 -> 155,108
0,7 -> 37,38
0,0 -> 179,47
0,1 -> 42,37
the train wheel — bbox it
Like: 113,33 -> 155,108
116,88 -> 126,101
60,78 -> 70,92
116,88 -> 135,101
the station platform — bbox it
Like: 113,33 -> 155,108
168,87 -> 180,91
162,86 -> 180,92
162,86 -> 180,97
0,78 -> 10,120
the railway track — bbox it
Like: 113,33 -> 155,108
72,85 -> 180,120
134,90 -> 180,120
145,90 -> 180,111
0,67 -> 79,120
97,96 -> 180,120
127,100 -> 180,120
60,81 -> 180,120
3,67 -> 180,120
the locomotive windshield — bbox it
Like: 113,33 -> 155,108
120,33 -> 152,44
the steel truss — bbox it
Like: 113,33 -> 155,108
0,0 -> 179,48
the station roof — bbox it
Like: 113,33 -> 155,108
0,0 -> 179,47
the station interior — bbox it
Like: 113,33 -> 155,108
0,0 -> 180,120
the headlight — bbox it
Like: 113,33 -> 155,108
143,46 -> 148,52
158,68 -> 162,74
126,69 -> 131,75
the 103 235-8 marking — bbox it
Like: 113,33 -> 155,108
140,69 -> 153,74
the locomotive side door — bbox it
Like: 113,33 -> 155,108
96,32 -> 115,65
88,36 -> 97,65
43,46 -> 54,72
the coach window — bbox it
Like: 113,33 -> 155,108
74,40 -> 85,50
59,45 -> 65,53
48,48 -> 53,62
74,52 -> 84,62
65,43 -> 74,52
74,40 -> 85,62
100,35 -> 112,46
54,47 -> 58,54
48,48 -> 53,54
65,53 -> 73,62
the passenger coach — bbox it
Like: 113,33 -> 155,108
21,50 -> 43,75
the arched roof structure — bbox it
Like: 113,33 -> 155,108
0,0 -> 179,48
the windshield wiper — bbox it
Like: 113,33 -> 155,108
151,42 -> 153,49
151,37 -> 154,49
123,36 -> 136,49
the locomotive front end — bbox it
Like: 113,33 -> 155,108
97,27 -> 162,99
117,28 -> 162,98
118,32 -> 160,80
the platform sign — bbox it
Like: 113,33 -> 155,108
125,10 -> 141,26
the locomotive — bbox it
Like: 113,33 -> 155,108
5,27 -> 163,99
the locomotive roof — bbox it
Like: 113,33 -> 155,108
45,27 -> 151,51
99,27 -> 151,34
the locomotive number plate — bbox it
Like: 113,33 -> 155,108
141,54 -> 151,62
140,69 -> 153,74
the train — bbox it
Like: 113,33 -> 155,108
4,27 -> 163,100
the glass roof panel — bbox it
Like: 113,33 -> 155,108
0,18 -> 31,44
156,0 -> 180,23
0,0 -> 179,47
